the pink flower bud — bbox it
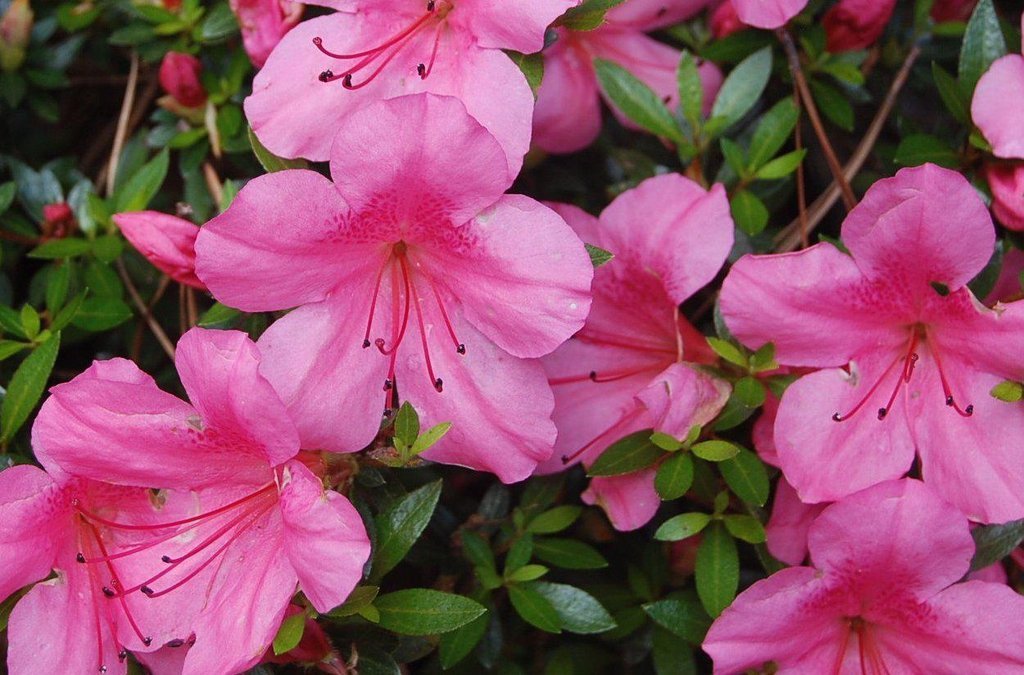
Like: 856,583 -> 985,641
112,211 -> 206,289
709,1 -> 745,39
822,0 -> 897,53
0,0 -> 33,72
158,51 -> 207,108
262,605 -> 345,673
230,0 -> 304,68
986,164 -> 1024,232
41,202 -> 76,238
931,0 -> 977,23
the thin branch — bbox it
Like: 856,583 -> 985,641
117,260 -> 176,360
793,84 -> 809,249
130,275 -> 171,362
773,45 -> 921,253
777,29 -> 857,211
105,53 -> 139,197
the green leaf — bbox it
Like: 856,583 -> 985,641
730,189 -> 770,236
1,332 -> 60,443
959,0 -> 1007,93
0,182 -> 16,214
439,612 -> 489,669
409,421 -> 452,456
724,514 -> 766,543
719,448 -> 770,506
556,0 -> 627,30
532,582 -> 616,634
691,440 -> 741,462
0,341 -> 29,361
747,98 -> 800,170
643,595 -> 712,644
533,537 -> 608,570
200,2 -> 238,41
655,452 -> 695,500
720,138 -> 747,176
585,243 -> 614,268
507,564 -> 549,583
932,62 -> 969,124
991,380 -> 1024,403
508,584 -> 563,633
51,292 -> 86,332
272,611 -> 305,655
652,625 -> 697,675
595,59 -> 683,143
45,265 -> 71,315
894,134 -> 959,169
507,51 -> 545,96
370,480 -> 442,581
247,127 -> 310,173
651,431 -> 684,451
695,522 -> 739,618
706,337 -> 746,367
505,534 -> 534,573
970,518 -> 1024,571
462,530 -> 497,573
71,297 -> 132,332
655,512 -> 711,541
754,149 -> 807,179
327,585 -> 379,617
677,51 -> 704,130
393,401 -> 420,448
20,305 -> 39,341
28,238 -> 92,260
808,79 -> 854,131
709,47 -> 772,130
587,429 -> 666,476
733,377 -> 765,409
114,149 -> 169,213
374,589 -> 486,635
527,505 -> 582,534
198,302 -> 241,328
83,261 -> 122,298
92,235 -> 124,263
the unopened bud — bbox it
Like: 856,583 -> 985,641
0,0 -> 33,72
158,51 -> 207,108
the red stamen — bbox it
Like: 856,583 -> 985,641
832,619 -> 854,675
831,354 -> 905,423
548,366 -> 652,386
928,335 -> 974,417
577,331 -> 677,356
312,11 -> 434,61
85,523 -> 151,648
376,261 -> 411,356
418,22 -> 444,79
403,256 -> 444,392
363,259 -> 389,348
423,273 -> 465,354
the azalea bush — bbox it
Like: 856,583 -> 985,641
3,0 -> 1024,672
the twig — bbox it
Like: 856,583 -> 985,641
773,45 -> 921,253
94,77 -> 160,190
105,53 -> 139,197
130,275 -> 171,362
777,29 -> 857,211
202,162 -> 224,209
118,259 -> 176,360
793,84 -> 809,249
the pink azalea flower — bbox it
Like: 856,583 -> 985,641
533,0 -> 722,154
972,17 -> 1024,159
985,247 -> 1024,305
764,476 -> 826,566
113,211 -> 206,289
720,163 -> 1024,522
985,163 -> 1024,231
230,0 -> 304,68
537,174 -> 733,530
31,327 -> 371,675
158,52 -> 207,108
196,94 -> 593,483
245,0 -> 577,173
730,0 -> 807,29
0,464 -> 197,674
709,1 -> 745,39
822,0 -> 896,53
704,479 -> 1024,672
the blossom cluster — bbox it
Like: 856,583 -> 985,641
3,0 -> 1024,673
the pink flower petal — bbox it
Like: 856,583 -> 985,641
607,0 -> 714,30
731,0 -> 808,29
985,163 -> 1024,231
972,54 -> 1024,159
765,476 -> 825,566
532,36 -> 602,154
0,465 -> 62,601
453,0 -> 578,53
113,211 -> 205,289
582,469 -> 660,532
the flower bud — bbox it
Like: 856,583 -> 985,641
710,1 -> 744,39
230,0 -> 303,68
931,0 -> 977,23
41,202 -> 76,238
822,0 -> 897,53
112,211 -> 206,288
262,605 -> 345,673
158,51 -> 207,108
986,164 -> 1024,232
0,0 -> 33,72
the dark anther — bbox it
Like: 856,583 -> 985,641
141,586 -> 155,596
318,70 -> 334,83
946,396 -> 954,406
161,555 -> 173,563
76,552 -> 86,563
142,637 -> 153,647
427,0 -> 435,10
187,635 -> 197,647
831,412 -> 843,422
362,339 -> 371,348
417,63 -> 426,77
118,650 -> 128,662
165,639 -> 186,648
588,371 -> 598,381
312,36 -> 323,46
965,405 -> 974,415
456,343 -> 466,355
662,95 -> 671,104
383,379 -> 393,391
383,408 -> 393,418
342,74 -> 354,88
877,408 -> 888,420
560,454 -> 570,464
657,6 -> 667,15
99,666 -> 107,673
434,378 -> 444,392
102,587 -> 115,598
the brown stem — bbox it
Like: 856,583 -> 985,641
129,275 -> 171,362
777,29 -> 857,211
793,84 -> 809,249
773,45 -> 921,253
117,259 -> 176,360
105,53 -> 139,198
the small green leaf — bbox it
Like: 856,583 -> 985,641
393,401 -> 420,448
655,452 -> 695,501
695,522 -> 739,618
709,47 -> 772,131
527,505 -> 582,534
247,127 -> 310,173
991,380 -> 1024,403
0,182 -> 16,214
724,514 -> 766,543
677,51 -> 704,130
370,480 -> 442,582
532,582 -> 616,634
71,297 -> 132,332
114,149 -> 169,213
747,98 -> 800,170
750,343 -> 777,372
556,0 -> 627,31
654,512 -> 711,541
754,149 -> 807,179
533,537 -> 609,570
808,79 -> 854,131
51,292 -> 85,332
959,0 -> 1007,93
730,190 -> 770,236
507,50 -> 545,96
45,264 -> 71,315
272,611 -> 305,655
20,305 -> 39,341
932,62 -> 969,123
374,589 -> 487,635
1,332 -> 61,443
327,585 -> 379,617
733,377 -> 765,408
706,337 -> 746,367
643,594 -> 712,644
894,134 -> 959,169
650,431 -> 684,451
595,59 -> 683,143
506,564 -> 549,583
720,138 -> 747,176
439,612 -> 489,669
585,243 -> 614,268
28,238 -> 92,260
410,421 -> 451,456
508,584 -> 563,633
719,448 -> 770,506
0,341 -> 29,361
198,302 -> 241,328
970,518 -> 1024,571
505,534 -> 534,573
92,235 -> 124,263
462,530 -> 497,573
587,429 -> 666,476
691,440 -> 741,462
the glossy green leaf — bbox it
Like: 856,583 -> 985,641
532,582 -> 616,634
970,518 -> 1024,571
747,97 -> 799,170
1,332 -> 60,442
374,589 -> 487,635
508,584 -> 562,633
710,47 -> 772,130
370,480 -> 442,581
719,448 -> 770,506
587,429 -> 665,476
272,611 -> 305,655
695,522 -> 739,618
114,148 -> 169,213
247,127 -> 310,173
595,59 -> 683,142
691,440 -> 741,462
730,189 -> 770,236
959,0 -> 1006,92
527,505 -> 582,534
654,512 -> 711,541
655,452 -> 695,501
643,594 -> 712,644
533,537 -> 609,570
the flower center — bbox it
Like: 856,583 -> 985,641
362,241 -> 465,416
834,616 -> 891,675
313,1 -> 453,89
831,325 -> 973,423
